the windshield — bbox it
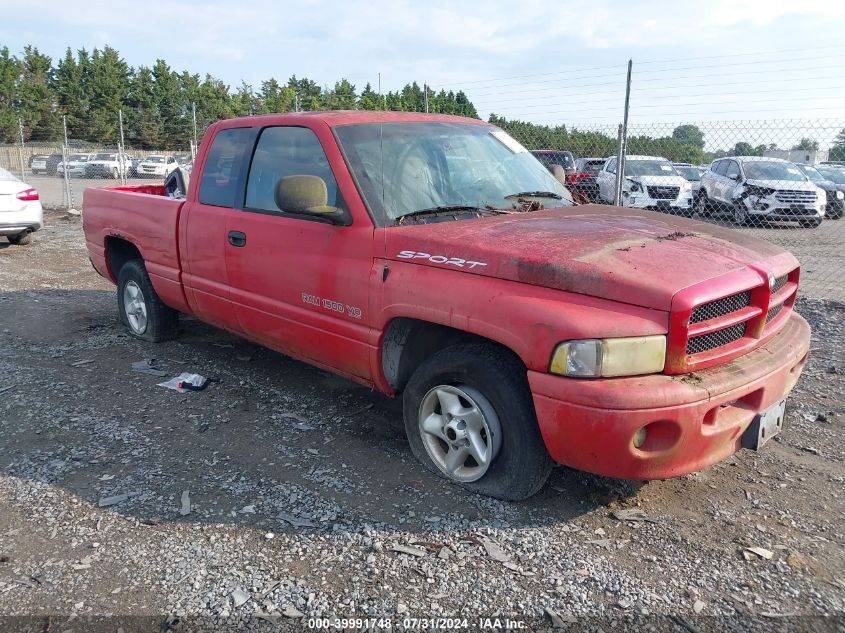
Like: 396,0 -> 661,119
335,122 -> 574,223
743,161 -> 807,182
801,165 -> 825,183
145,156 -> 165,163
625,160 -> 678,177
818,168 -> 845,184
95,153 -> 115,160
674,166 -> 701,181
69,154 -> 89,162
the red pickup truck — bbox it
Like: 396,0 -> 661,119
83,112 -> 810,500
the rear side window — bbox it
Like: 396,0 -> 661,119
199,127 -> 257,208
244,126 -> 346,216
712,160 -> 727,176
605,158 -> 616,174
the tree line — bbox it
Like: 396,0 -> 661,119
0,45 -> 479,149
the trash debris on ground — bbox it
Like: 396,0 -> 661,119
479,537 -> 511,563
612,509 -> 659,523
693,600 -> 706,613
157,373 -> 209,393
131,359 -> 168,377
98,492 -> 139,507
180,490 -> 191,516
278,513 -> 315,528
281,604 -> 305,618
70,359 -> 94,367
545,607 -> 577,627
389,544 -> 427,557
230,587 -> 250,608
0,385 -> 13,395
743,546 -> 774,560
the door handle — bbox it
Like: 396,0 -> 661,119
228,230 -> 247,247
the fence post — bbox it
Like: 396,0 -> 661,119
17,117 -> 26,182
118,109 -> 127,185
191,102 -> 198,156
613,124 -> 624,205
613,60 -> 633,206
424,84 -> 429,113
62,115 -> 72,210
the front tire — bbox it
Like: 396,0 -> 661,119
732,201 -> 749,226
7,231 -> 33,245
117,259 -> 178,342
403,343 -> 553,501
111,167 -> 119,179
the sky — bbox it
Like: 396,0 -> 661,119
3,0 -> 845,147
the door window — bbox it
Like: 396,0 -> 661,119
245,126 -> 347,217
199,127 -> 258,208
725,161 -> 741,180
605,158 -> 616,174
712,160 -> 727,176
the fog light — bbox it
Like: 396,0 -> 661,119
632,427 -> 647,449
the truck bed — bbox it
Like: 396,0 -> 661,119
83,184 -> 187,311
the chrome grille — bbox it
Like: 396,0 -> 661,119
687,323 -> 747,355
689,291 -> 752,324
766,303 -> 784,323
647,185 -> 680,200
775,190 -> 816,203
771,274 -> 788,294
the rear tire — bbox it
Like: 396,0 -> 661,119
7,231 -> 33,246
117,259 -> 178,342
403,343 -> 553,501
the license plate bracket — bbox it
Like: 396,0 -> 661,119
742,399 -> 786,450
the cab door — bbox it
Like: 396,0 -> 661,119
179,126 -> 258,333
597,157 -> 616,203
223,124 -> 376,382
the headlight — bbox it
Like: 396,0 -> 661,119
550,336 -> 666,378
626,179 -> 642,193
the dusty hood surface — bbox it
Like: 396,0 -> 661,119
385,205 -> 788,310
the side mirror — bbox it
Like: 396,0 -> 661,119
728,173 -> 739,181
274,175 -> 347,224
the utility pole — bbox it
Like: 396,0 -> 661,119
613,59 -> 633,206
294,94 -> 300,113
191,102 -> 198,158
378,73 -> 381,111
118,108 -> 127,185
17,117 -> 25,181
424,84 -> 429,113
62,115 -> 72,209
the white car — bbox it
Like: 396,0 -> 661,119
696,156 -> 825,228
136,155 -> 178,178
57,153 -> 95,177
596,155 -> 693,215
0,167 -> 43,245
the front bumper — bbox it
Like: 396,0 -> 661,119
622,192 -> 693,211
742,194 -> 824,220
528,312 -> 810,480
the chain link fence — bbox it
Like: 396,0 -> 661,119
2,104 -> 843,301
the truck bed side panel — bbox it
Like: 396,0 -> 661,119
83,185 -> 190,313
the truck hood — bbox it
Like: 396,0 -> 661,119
385,205 -> 787,311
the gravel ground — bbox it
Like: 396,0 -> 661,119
0,214 -> 843,631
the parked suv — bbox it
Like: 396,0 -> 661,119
596,155 -> 693,215
30,153 -> 63,176
673,163 -> 702,198
797,164 -> 844,220
570,157 -> 605,202
57,153 -> 95,178
696,157 -> 825,228
85,152 -> 132,179
136,154 -> 179,178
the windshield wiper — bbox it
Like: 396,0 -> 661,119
504,191 -> 563,200
395,205 -> 505,224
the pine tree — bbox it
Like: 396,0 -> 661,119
19,46 -> 60,142
126,66 -> 163,149
0,47 -> 22,144
87,46 -> 130,144
54,48 -> 91,141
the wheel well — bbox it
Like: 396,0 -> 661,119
381,318 -> 523,392
105,237 -> 142,280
